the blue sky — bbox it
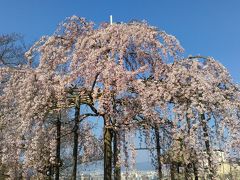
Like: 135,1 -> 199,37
0,0 -> 239,81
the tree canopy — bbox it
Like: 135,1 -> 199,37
0,16 -> 239,180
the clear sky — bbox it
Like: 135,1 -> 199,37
0,0 -> 239,81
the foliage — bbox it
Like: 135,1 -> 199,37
0,16 -> 239,179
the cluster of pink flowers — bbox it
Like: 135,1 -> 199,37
0,16 -> 239,179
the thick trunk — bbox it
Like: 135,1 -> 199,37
55,112 -> 61,180
200,114 -> 214,179
154,124 -> 162,179
186,115 -> 199,180
113,131 -> 121,180
72,98 -> 80,180
181,138 -> 191,180
48,175 -> 52,180
104,115 -> 112,180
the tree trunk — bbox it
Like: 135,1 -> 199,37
181,138 -> 190,180
154,124 -> 163,179
170,162 -> 177,180
193,161 -> 199,180
104,115 -> 113,180
55,112 -> 61,180
186,115 -> 199,180
72,97 -> 80,180
113,130 -> 121,180
200,114 -> 214,179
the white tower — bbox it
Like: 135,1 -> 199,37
110,15 -> 113,25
